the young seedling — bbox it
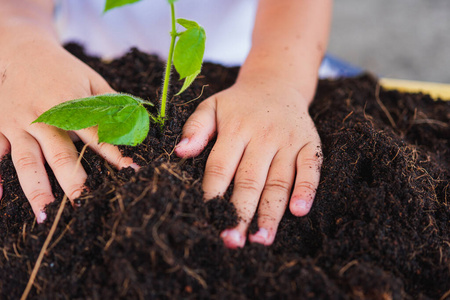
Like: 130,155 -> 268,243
34,0 -> 206,146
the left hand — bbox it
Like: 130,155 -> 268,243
175,75 -> 323,248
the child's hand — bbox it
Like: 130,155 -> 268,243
0,36 -> 137,222
175,75 -> 323,248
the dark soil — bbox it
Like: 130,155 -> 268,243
0,44 -> 449,299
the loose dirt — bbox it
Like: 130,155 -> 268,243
0,44 -> 449,299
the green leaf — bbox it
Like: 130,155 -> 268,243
104,0 -> 142,13
167,0 -> 178,4
97,104 -> 150,146
173,24 -> 206,80
33,93 -> 152,146
176,70 -> 200,95
177,18 -> 199,30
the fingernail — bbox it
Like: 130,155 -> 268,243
129,163 -> 140,171
37,211 -> 47,224
221,229 -> 245,248
250,228 -> 269,244
176,138 -> 189,148
293,199 -> 312,211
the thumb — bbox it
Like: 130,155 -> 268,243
175,98 -> 217,158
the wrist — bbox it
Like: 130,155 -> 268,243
0,22 -> 59,58
237,55 -> 318,105
0,1 -> 57,47
234,71 -> 314,108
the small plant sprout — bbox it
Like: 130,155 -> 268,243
34,0 -> 206,146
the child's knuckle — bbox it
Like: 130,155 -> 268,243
185,118 -> 204,132
29,189 -> 52,204
15,152 -> 39,170
204,163 -> 228,179
264,178 -> 291,194
294,180 -> 316,193
51,151 -> 76,168
235,177 -> 261,193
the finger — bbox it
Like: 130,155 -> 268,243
289,141 -> 323,217
67,131 -> 80,142
175,97 -> 217,158
89,73 -> 116,95
28,124 -> 88,202
10,133 -> 54,223
248,149 -> 296,246
0,133 -> 11,200
78,75 -> 137,171
76,127 -> 139,171
78,76 -> 139,171
220,144 -> 276,249
201,134 -> 246,199
0,133 -> 11,156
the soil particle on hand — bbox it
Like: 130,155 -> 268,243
0,44 -> 449,299
1,69 -> 6,85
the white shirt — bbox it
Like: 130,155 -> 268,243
54,0 -> 343,78
55,0 -> 258,66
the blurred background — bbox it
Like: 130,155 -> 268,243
328,0 -> 450,83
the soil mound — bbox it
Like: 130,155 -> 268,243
1,45 -> 449,299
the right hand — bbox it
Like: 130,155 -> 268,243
0,34 -> 138,223
175,75 -> 323,248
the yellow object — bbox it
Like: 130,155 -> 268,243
379,78 -> 450,101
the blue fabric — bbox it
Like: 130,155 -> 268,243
319,54 -> 364,79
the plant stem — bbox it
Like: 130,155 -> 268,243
158,3 -> 177,126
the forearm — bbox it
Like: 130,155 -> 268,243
238,0 -> 333,102
0,0 -> 57,47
